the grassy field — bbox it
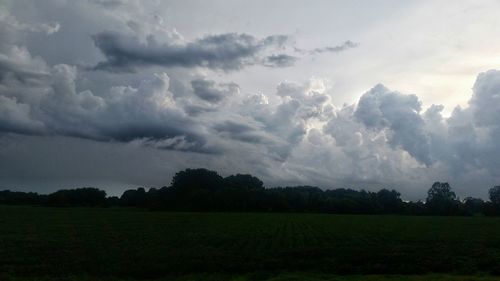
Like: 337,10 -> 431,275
2,206 -> 500,280
5,274 -> 500,281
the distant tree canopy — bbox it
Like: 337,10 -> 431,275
463,197 -> 484,214
172,168 -> 225,192
120,187 -> 147,207
426,182 -> 456,203
47,188 -> 107,207
489,186 -> 500,205
224,174 -> 264,190
482,186 -> 500,216
0,190 -> 46,205
425,182 -> 462,215
1,168 -> 500,216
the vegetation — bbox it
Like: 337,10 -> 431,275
3,206 -> 500,280
5,274 -> 500,281
2,168 -> 500,216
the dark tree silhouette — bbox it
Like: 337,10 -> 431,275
120,187 -> 147,207
1,168 -> 499,216
169,168 -> 226,211
426,182 -> 461,215
0,190 -> 46,205
376,189 -> 403,213
482,186 -> 500,215
489,186 -> 500,205
463,197 -> 484,215
172,168 -> 225,192
47,187 -> 107,207
427,182 -> 456,202
224,174 -> 264,190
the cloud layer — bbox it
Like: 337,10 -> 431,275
1,1 -> 499,199
92,31 -> 293,71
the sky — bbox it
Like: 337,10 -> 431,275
1,0 -> 500,199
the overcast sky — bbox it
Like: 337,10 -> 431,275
1,0 -> 500,199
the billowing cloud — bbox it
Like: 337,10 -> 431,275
470,70 -> 500,129
0,45 -> 214,152
0,95 -> 45,134
2,0 -> 500,200
191,78 -> 239,103
354,84 -> 432,165
453,70 -> 500,174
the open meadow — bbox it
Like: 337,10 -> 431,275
2,206 -> 500,280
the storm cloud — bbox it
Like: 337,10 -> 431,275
0,48 -> 214,153
92,31 -> 292,72
191,78 -> 239,103
1,1 -> 500,199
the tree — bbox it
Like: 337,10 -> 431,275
0,190 -> 46,205
171,168 -> 224,192
376,189 -> 403,213
224,174 -> 264,190
463,197 -> 484,215
426,182 -> 459,215
426,182 -> 456,203
483,186 -> 500,216
489,186 -> 500,205
47,187 -> 107,207
120,187 -> 147,207
170,169 -> 226,211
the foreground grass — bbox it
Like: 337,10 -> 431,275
4,273 -> 500,281
2,205 -> 500,279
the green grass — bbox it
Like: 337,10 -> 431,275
4,273 -> 500,281
2,206 -> 500,280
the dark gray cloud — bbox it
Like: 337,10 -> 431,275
191,78 -> 239,103
0,134 -> 208,194
0,58 -> 49,85
310,40 -> 359,54
263,54 -> 298,67
183,104 -> 217,117
0,95 -> 45,134
0,57 -> 215,153
88,0 -> 125,9
295,40 -> 359,55
213,120 -> 271,144
92,31 -> 292,72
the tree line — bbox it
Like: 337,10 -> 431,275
1,168 -> 500,216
